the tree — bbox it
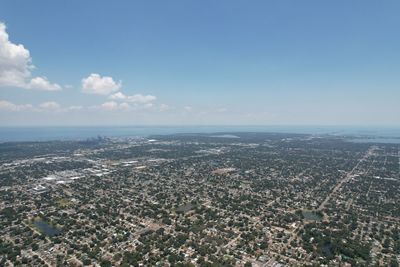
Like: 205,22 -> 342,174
82,259 -> 91,265
390,258 -> 399,267
100,259 -> 112,267
31,243 -> 39,251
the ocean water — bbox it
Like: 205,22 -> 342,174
0,126 -> 399,142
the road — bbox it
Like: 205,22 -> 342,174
317,146 -> 375,211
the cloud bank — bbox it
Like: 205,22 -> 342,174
109,92 -> 156,103
0,100 -> 33,111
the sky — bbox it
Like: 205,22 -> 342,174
0,0 -> 399,126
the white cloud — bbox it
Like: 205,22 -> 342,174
0,100 -> 63,112
100,101 -> 119,110
98,101 -> 132,111
0,100 -> 16,110
39,101 -> 60,110
128,94 -> 156,103
0,22 -> 61,91
108,91 -> 126,100
99,101 -> 134,111
0,23 -> 31,88
100,102 -> 152,111
109,92 -> 156,103
28,76 -> 62,91
184,106 -> 193,111
0,100 -> 33,111
82,73 -> 121,95
67,105 -> 83,111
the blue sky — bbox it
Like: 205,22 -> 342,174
0,0 -> 399,126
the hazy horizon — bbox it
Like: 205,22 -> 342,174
1,124 -> 400,143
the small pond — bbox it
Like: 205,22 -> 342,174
34,220 -> 62,237
302,210 -> 323,221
